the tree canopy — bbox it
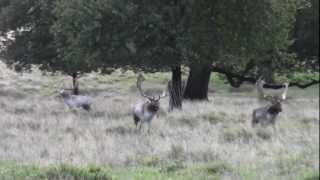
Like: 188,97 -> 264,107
0,0 -> 318,98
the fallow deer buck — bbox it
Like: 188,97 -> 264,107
252,78 -> 289,129
133,74 -> 167,132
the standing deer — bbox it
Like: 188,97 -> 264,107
133,74 -> 167,132
59,89 -> 92,111
252,79 -> 289,128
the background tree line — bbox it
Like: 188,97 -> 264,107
0,0 -> 319,110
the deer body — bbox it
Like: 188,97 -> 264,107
60,90 -> 92,111
133,101 -> 159,129
252,101 -> 282,128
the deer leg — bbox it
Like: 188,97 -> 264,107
147,121 -> 151,134
271,122 -> 277,133
138,121 -> 143,131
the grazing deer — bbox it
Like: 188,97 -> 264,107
59,89 -> 92,111
252,80 -> 289,128
133,74 -> 167,132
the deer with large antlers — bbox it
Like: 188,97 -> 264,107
252,78 -> 289,128
133,74 -> 167,132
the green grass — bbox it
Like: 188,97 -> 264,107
2,158 -> 317,180
0,161 -> 234,180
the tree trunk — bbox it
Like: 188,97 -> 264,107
168,66 -> 182,111
183,64 -> 211,100
260,65 -> 275,83
72,72 -> 79,95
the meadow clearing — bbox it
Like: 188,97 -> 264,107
0,62 -> 318,180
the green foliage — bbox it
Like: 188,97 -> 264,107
292,0 -> 319,63
210,73 -> 226,85
0,162 -> 112,180
0,0 -> 58,72
0,148 -> 318,180
1,0 -> 317,88
191,0 -> 297,73
289,71 -> 319,82
52,0 -> 131,74
274,71 -> 319,85
45,164 -> 111,180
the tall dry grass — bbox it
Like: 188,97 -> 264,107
0,61 -> 318,179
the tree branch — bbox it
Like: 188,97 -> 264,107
210,65 -> 319,89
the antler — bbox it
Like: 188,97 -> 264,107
256,77 -> 268,100
137,73 -> 153,99
256,78 -> 289,102
155,90 -> 167,100
256,78 -> 277,102
281,82 -> 289,100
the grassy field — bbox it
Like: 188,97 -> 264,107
0,61 -> 319,179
